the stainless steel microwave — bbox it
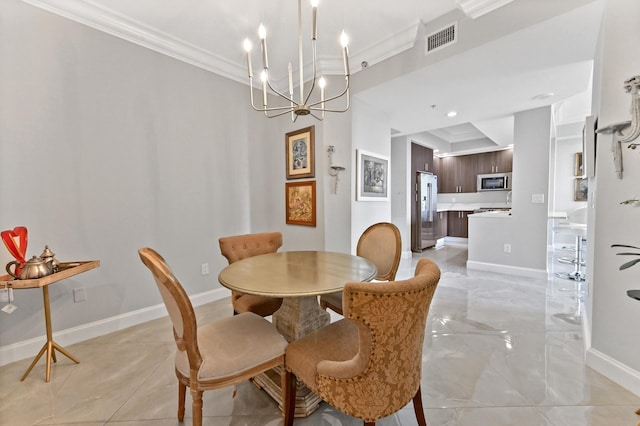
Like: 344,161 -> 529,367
477,172 -> 512,191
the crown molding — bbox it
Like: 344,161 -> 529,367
21,0 -> 248,85
455,0 -> 515,19
21,0 -> 420,86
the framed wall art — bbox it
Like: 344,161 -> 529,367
285,180 -> 316,227
285,126 -> 315,179
356,149 -> 389,201
574,152 -> 583,177
574,177 -> 588,201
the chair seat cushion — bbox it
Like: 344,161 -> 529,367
234,294 -> 283,317
175,312 -> 287,382
285,319 -> 361,391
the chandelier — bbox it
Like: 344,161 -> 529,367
243,0 -> 351,121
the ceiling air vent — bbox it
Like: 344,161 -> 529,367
425,22 -> 457,54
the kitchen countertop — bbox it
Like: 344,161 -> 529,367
437,203 -> 512,212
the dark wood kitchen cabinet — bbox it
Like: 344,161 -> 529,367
435,211 -> 448,240
440,155 -> 477,193
476,149 -> 513,174
447,210 -> 472,238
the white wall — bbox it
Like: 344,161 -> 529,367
586,0 -> 640,392
390,137 -> 412,256
350,98 -> 393,253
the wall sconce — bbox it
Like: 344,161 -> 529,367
618,75 -> 640,146
327,146 -> 345,194
596,75 -> 640,179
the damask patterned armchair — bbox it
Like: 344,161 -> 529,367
284,258 -> 441,425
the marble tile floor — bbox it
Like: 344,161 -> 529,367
2,244 -> 640,425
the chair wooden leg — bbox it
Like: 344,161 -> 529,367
177,382 -> 186,421
190,389 -> 203,426
283,370 -> 297,426
364,422 -> 375,426
413,386 -> 427,426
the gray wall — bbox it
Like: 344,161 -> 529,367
0,0 -> 286,348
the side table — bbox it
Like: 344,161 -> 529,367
1,260 -> 100,382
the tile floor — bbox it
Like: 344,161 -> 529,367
2,244 -> 640,425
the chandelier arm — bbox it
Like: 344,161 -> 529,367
308,111 -> 325,121
303,41 -> 318,107
307,79 -> 350,108
265,78 -> 301,107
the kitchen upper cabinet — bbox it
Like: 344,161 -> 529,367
447,210 -> 472,238
476,149 -> 513,174
411,143 -> 434,173
440,155 -> 477,193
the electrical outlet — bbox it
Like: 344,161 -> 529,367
201,263 -> 210,276
503,243 -> 512,253
73,288 -> 86,303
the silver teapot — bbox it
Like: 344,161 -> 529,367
40,245 -> 60,273
6,255 -> 53,280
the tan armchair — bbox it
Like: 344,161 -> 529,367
218,232 -> 283,316
284,258 -> 440,426
320,222 -> 401,315
138,248 -> 287,426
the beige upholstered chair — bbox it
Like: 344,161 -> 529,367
320,222 -> 401,315
283,258 -> 440,426
138,248 -> 287,426
218,232 -> 283,316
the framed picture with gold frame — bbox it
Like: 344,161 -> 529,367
285,180 -> 316,227
285,126 -> 315,179
574,152 -> 584,177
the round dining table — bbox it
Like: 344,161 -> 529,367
218,250 -> 377,341
218,250 -> 377,417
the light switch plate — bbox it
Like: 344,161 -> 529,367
531,194 -> 545,204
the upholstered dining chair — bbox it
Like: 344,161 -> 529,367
320,222 -> 401,315
219,232 -> 283,316
138,248 -> 287,426
283,257 -> 440,426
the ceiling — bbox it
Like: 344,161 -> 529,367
26,0 -> 604,153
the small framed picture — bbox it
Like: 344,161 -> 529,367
285,181 -> 316,227
285,126 -> 315,179
356,149 -> 389,201
574,152 -> 583,177
574,177 -> 588,201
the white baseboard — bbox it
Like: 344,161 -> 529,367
0,287 -> 229,367
586,347 -> 640,397
401,250 -> 413,259
466,260 -> 548,279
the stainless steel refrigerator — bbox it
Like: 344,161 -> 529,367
412,172 -> 438,252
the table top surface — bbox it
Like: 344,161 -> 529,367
1,260 -> 100,289
218,251 -> 377,297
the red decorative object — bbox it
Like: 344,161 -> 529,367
2,226 -> 28,275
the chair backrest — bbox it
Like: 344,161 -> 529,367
219,232 -> 283,264
316,258 -> 440,421
138,248 -> 202,371
356,222 -> 401,281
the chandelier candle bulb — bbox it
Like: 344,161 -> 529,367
341,31 -> 350,76
311,0 -> 318,40
258,24 -> 268,69
244,39 -> 253,78
261,70 -> 267,107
